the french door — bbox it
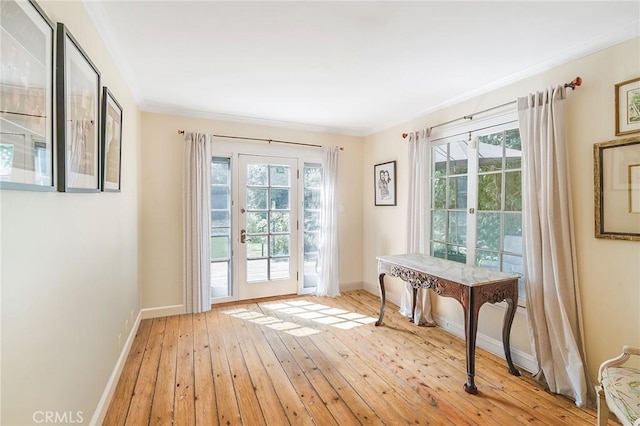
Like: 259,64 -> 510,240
237,155 -> 299,300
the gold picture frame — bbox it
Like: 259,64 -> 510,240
615,77 -> 640,136
594,136 -> 640,240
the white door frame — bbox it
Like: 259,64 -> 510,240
211,139 -> 322,304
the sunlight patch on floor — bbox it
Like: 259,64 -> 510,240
222,299 -> 377,337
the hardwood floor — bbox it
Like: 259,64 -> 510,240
104,289 -> 614,425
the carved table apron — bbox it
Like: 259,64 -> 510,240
376,253 -> 521,394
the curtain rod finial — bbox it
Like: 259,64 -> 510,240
565,77 -> 582,90
402,133 -> 408,139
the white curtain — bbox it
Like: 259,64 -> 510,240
518,86 -> 590,406
400,129 -> 435,325
316,146 -> 340,297
183,132 -> 213,314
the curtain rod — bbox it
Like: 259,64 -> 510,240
401,76 -> 582,139
177,130 -> 344,151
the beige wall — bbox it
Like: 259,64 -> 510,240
140,113 -> 364,309
0,1 -> 141,424
362,38 -> 640,383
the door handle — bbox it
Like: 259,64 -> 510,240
240,229 -> 246,244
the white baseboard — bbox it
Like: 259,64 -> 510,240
89,304 -> 185,424
89,310 -> 142,425
362,287 -> 537,374
140,304 -> 185,319
432,312 -> 538,374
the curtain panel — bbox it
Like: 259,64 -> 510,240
316,146 -> 340,297
400,129 -> 435,325
518,86 -> 591,406
183,132 -> 213,314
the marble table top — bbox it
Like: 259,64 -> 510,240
377,253 -> 519,287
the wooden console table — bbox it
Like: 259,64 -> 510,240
376,253 -> 521,394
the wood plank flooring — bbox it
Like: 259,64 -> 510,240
104,290 -> 616,425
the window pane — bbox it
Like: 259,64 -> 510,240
212,160 -> 229,185
247,259 -> 267,282
303,253 -> 319,288
247,188 -> 267,210
476,250 -> 499,270
212,228 -> 229,237
270,212 -> 290,233
449,141 -> 468,175
247,236 -> 267,259
431,210 -> 446,242
478,173 -> 502,210
247,212 -> 268,234
448,175 -> 467,209
304,211 -> 320,232
447,245 -> 466,264
447,211 -> 466,245
505,171 -> 522,211
270,235 -> 289,256
211,236 -> 229,259
504,213 -> 522,255
212,186 -> 230,209
270,165 -> 290,187
433,178 -> 446,209
304,166 -> 322,188
247,164 -> 268,186
304,189 -> 321,210
505,129 -> 522,170
304,232 -> 319,254
270,188 -> 290,210
478,132 -> 504,172
476,212 -> 500,251
503,254 -> 524,281
431,242 -> 446,259
211,261 -> 230,297
432,145 -> 447,177
270,258 -> 290,280
211,211 -> 229,228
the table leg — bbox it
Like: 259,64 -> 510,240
375,273 -> 386,326
463,291 -> 480,394
503,296 -> 521,376
410,287 -> 418,323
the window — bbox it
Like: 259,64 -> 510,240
211,157 -> 232,298
430,124 -> 525,304
302,163 -> 322,289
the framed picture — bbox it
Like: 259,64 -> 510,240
594,136 -> 640,241
56,22 -> 101,192
101,87 -> 122,192
374,160 -> 396,206
615,77 -> 640,136
0,0 -> 55,191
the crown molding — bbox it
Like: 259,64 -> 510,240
141,100 -> 368,137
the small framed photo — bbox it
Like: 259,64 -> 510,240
0,0 -> 55,191
101,87 -> 122,192
615,77 -> 640,136
374,160 -> 396,206
56,22 -> 101,192
594,136 -> 640,241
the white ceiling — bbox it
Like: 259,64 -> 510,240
85,1 -> 640,136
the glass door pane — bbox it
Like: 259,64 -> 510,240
211,157 -> 232,299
